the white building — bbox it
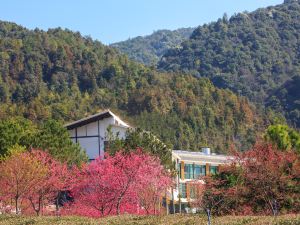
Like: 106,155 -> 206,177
170,148 -> 232,213
65,110 -> 130,160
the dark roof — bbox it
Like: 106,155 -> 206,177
64,110 -> 113,130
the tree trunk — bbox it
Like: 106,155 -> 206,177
271,199 -> 278,217
55,192 -> 61,217
116,196 -> 123,215
41,196 -> 43,216
29,197 -> 41,216
171,188 -> 175,214
34,205 -> 40,216
166,200 -> 169,215
179,197 -> 182,214
158,198 -> 161,215
15,196 -> 19,215
206,208 -> 211,225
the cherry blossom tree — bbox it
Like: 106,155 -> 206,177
25,150 -> 71,216
70,149 -> 172,217
137,154 -> 172,215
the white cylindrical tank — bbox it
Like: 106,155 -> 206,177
202,147 -> 211,155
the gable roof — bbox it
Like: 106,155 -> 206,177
64,109 -> 130,130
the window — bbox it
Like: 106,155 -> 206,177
179,183 -> 187,198
210,165 -> 218,175
194,165 -> 206,178
183,164 -> 206,179
184,164 -> 193,179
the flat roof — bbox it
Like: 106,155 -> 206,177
172,150 -> 233,164
64,110 -> 130,130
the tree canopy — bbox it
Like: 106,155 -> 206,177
265,124 -> 300,153
111,28 -> 194,65
0,118 -> 87,165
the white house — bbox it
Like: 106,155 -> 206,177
64,110 -> 130,160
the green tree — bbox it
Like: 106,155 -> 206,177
106,127 -> 173,169
0,118 -> 88,165
0,118 -> 35,156
32,120 -> 88,165
265,124 -> 300,153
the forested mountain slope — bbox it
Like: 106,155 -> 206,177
158,0 -> 300,127
0,21 -> 273,153
111,28 -> 194,65
267,75 -> 300,127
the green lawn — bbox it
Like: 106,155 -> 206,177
0,214 -> 299,225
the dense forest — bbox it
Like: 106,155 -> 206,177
111,28 -> 194,65
0,21 -> 273,153
158,0 -> 300,128
266,75 -> 300,127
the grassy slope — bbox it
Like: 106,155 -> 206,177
0,215 -> 299,225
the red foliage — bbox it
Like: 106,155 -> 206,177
194,143 -> 300,216
236,143 -> 300,215
0,149 -> 47,214
25,150 -> 72,215
68,150 -> 172,217
0,149 -> 72,215
0,148 -> 172,217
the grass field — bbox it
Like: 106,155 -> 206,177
0,214 -> 299,225
0,215 -> 300,225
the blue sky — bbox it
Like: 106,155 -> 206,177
1,0 -> 283,44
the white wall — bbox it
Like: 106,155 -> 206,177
110,125 -> 128,139
78,137 -> 99,160
68,116 -> 129,160
86,121 -> 98,136
77,125 -> 86,136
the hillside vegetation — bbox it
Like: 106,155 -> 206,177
158,1 -> 300,128
0,21 -> 272,152
111,28 -> 194,65
266,75 -> 300,127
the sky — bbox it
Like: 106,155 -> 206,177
1,0 -> 283,44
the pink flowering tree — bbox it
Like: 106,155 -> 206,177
137,155 -> 172,215
25,149 -> 72,216
70,149 -> 172,217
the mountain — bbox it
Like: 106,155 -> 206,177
158,1 -> 300,127
111,28 -> 194,65
0,21 -> 272,153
